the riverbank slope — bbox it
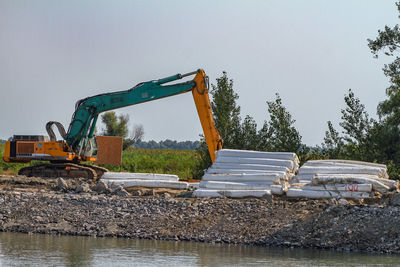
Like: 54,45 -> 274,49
1,175 -> 400,254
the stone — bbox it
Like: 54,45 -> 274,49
4,171 -> 400,254
162,192 -> 172,199
338,199 -> 349,205
176,191 -> 193,198
143,189 -> 155,196
75,183 -> 91,193
112,185 -> 130,197
91,180 -> 109,194
262,193 -> 273,203
328,199 -> 338,205
131,189 -> 143,196
57,178 -> 69,192
390,192 -> 400,206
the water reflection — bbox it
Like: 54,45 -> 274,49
0,232 -> 398,266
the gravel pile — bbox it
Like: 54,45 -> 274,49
0,184 -> 400,253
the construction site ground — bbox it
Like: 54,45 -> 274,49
1,174 -> 400,254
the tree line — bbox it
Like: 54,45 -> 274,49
134,139 -> 200,150
195,1 -> 400,179
99,2 -> 400,179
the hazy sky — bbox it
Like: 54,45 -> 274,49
0,0 -> 398,145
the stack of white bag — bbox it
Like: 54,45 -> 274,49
193,149 -> 300,198
288,160 -> 398,199
101,172 -> 188,189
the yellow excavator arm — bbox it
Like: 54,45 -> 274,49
191,70 -> 223,162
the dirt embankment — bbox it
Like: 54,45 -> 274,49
1,175 -> 400,254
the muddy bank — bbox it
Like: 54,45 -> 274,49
1,175 -> 400,253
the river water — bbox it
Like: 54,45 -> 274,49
0,232 -> 399,266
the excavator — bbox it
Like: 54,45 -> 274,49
3,69 -> 223,180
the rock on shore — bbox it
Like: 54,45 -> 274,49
1,175 -> 400,253
0,188 -> 399,253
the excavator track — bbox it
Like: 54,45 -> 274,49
18,163 -> 107,180
80,164 -> 109,178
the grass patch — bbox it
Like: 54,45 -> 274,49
98,148 -> 199,180
0,144 -> 199,180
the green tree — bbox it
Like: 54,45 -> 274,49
366,0 -> 400,178
339,89 -> 372,160
191,135 -> 212,179
210,71 -> 242,148
368,1 -> 400,125
258,93 -> 302,153
101,111 -> 144,150
238,115 -> 258,150
101,112 -> 129,138
322,121 -> 344,158
340,89 -> 371,145
322,90 -> 372,160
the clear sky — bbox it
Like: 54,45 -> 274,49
0,0 -> 397,145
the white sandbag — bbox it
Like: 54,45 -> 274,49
105,179 -> 188,189
302,164 -> 388,178
202,173 -> 283,183
200,180 -> 274,190
294,173 -> 315,181
369,177 -> 397,189
101,172 -> 179,181
271,185 -> 284,195
211,162 -> 290,173
304,160 -> 387,169
216,156 -> 296,171
313,174 -> 398,190
291,182 -> 311,187
206,168 -> 287,176
298,166 -> 386,177
286,188 -> 371,199
193,188 -> 271,198
293,183 -> 372,192
303,162 -> 381,169
297,180 -> 312,184
192,189 -> 224,198
311,176 -> 390,193
216,149 -> 299,163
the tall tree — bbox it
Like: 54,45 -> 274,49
258,93 -> 302,153
368,1 -> 400,124
366,1 -> 400,178
124,124 -> 145,149
210,71 -> 242,148
101,111 -> 144,150
101,112 -> 129,138
340,89 -> 371,144
322,121 -> 344,158
322,90 -> 372,160
238,115 -> 259,150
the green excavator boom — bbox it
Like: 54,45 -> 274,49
65,70 -> 200,157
